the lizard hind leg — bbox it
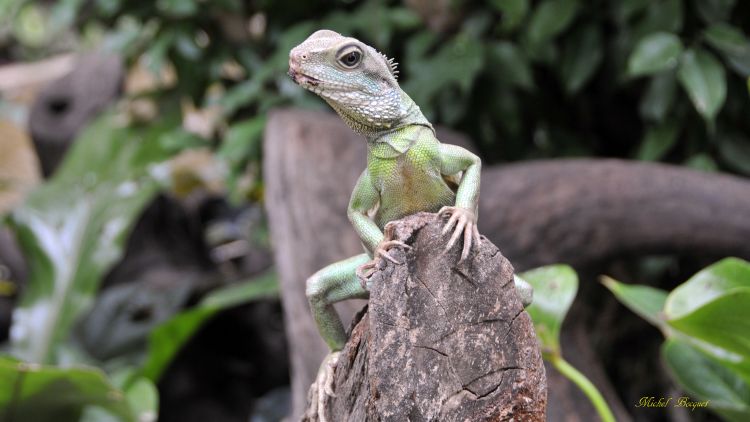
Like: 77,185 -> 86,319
305,253 -> 371,421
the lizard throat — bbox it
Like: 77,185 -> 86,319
326,91 -> 431,139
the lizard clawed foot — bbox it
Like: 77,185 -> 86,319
306,351 -> 341,422
356,223 -> 412,288
439,206 -> 481,263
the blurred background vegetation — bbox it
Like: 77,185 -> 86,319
0,0 -> 749,421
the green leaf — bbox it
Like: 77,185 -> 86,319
632,0 -> 683,37
636,121 -> 679,161
560,24 -> 603,94
668,288 -> 750,358
487,41 -> 534,90
49,0 -> 85,32
664,258 -> 750,358
718,134 -> 750,175
684,153 -> 719,172
489,0 -> 529,32
219,116 -> 266,168
155,0 -> 197,17
174,31 -> 202,60
95,0 -> 122,17
601,276 -> 668,328
526,0 -> 579,46
143,29 -> 176,74
199,271 -> 279,309
705,23 -> 748,56
639,72 -> 677,122
662,339 -> 750,422
677,48 -> 727,122
704,23 -> 750,76
107,367 -> 159,422
0,356 -> 133,421
520,265 -> 578,356
122,376 -> 158,421
627,32 -> 683,77
666,258 -> 750,320
8,114 -> 177,364
611,0 -> 649,23
402,32 -> 484,114
695,0 -> 737,24
140,272 -> 279,381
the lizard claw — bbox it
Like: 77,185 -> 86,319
356,261 -> 377,289
439,206 -> 481,263
356,237 -> 412,289
307,351 -> 341,422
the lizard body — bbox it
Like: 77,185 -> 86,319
288,30 -> 530,420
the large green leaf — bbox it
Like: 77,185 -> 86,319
8,114 -> 179,364
668,288 -> 750,358
636,120 -> 679,161
662,339 -> 750,422
686,337 -> 750,386
665,258 -> 750,379
695,0 -> 737,24
519,265 -> 577,356
560,24 -> 603,94
489,0 -> 529,32
0,356 -> 133,422
525,0 -> 579,47
677,48 -> 727,122
704,23 -> 750,76
665,258 -> 750,320
718,134 -> 750,176
627,32 -> 683,77
402,32 -> 484,117
639,72 -> 677,122
487,41 -> 534,91
140,272 -> 279,381
600,276 -> 668,328
631,0 -> 684,41
684,153 -> 719,172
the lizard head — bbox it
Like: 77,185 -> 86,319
289,30 -> 405,134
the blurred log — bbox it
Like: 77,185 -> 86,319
481,160 -> 750,270
28,53 -> 124,177
263,108 -> 750,419
304,213 -> 546,421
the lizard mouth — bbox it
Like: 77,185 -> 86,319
288,69 -> 321,87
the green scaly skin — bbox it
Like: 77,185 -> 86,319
289,33 -> 531,410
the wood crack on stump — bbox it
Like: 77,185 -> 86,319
304,213 -> 546,421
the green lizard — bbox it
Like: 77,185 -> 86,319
288,30 -> 532,419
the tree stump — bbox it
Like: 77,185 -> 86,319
304,213 -> 546,421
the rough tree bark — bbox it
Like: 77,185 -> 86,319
304,213 -> 546,421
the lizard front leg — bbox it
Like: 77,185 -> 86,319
439,144 -> 482,262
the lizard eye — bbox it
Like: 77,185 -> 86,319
338,50 -> 362,68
